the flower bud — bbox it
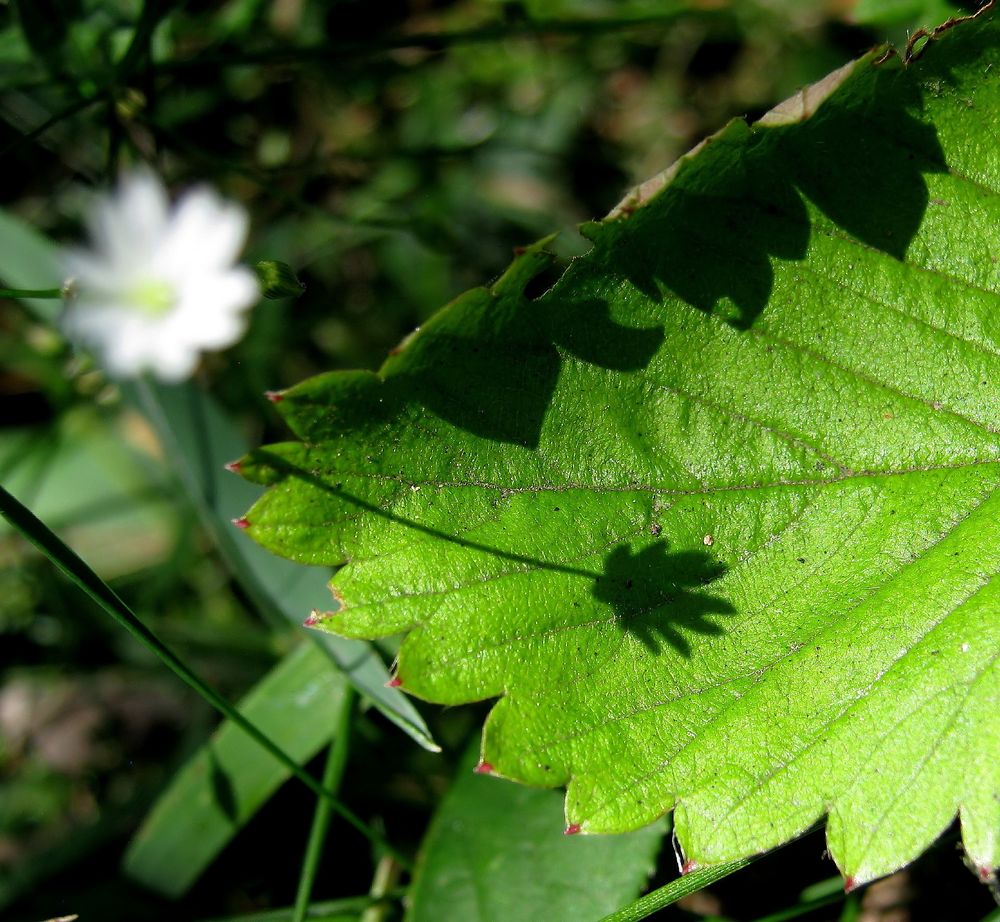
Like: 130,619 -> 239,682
255,260 -> 305,300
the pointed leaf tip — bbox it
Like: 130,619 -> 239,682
232,517 -> 250,530
265,390 -> 284,404
386,676 -> 402,688
224,459 -> 242,474
843,876 -> 857,893
564,823 -> 582,836
474,761 -> 494,775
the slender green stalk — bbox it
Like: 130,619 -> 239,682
292,688 -> 357,922
599,858 -> 753,922
0,483 -> 412,873
157,9 -> 711,72
198,892 -> 405,922
0,286 -> 62,298
0,94 -> 103,160
361,854 -> 402,922
749,890 -> 845,922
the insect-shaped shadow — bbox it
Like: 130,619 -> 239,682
593,542 -> 735,657
246,452 -> 739,658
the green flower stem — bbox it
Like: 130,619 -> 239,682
361,854 -> 402,922
0,483 -> 412,873
157,11 -> 706,72
198,892 -> 405,922
750,890 -> 846,922
0,286 -> 63,298
0,94 -> 104,160
599,858 -> 753,922
292,687 -> 357,922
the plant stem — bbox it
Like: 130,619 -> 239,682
292,688 -> 357,922
0,94 -> 104,160
599,858 -> 753,922
157,10 -> 712,72
0,483 -> 412,873
749,890 -> 845,922
361,854 -> 402,922
198,891 -> 405,922
0,286 -> 63,298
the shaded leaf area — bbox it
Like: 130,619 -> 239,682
607,59 -> 947,330
407,745 -> 666,922
240,16 -> 1000,889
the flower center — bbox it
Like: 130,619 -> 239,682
128,277 -> 177,315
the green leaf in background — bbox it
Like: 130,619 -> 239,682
240,13 -> 1000,889
11,0 -> 81,73
0,407 -> 174,577
407,745 -> 665,922
0,208 -> 63,322
131,380 -> 437,754
124,642 -> 347,897
850,0 -> 962,29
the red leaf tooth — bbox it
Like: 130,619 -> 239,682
303,610 -> 324,627
265,390 -> 285,404
564,823 -> 582,836
224,459 -> 242,474
232,517 -> 251,530
681,860 -> 698,876
386,676 -> 402,688
474,761 -> 494,775
843,876 -> 857,893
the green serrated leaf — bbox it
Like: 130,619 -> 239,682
124,643 -> 346,897
241,15 -> 1000,888
407,745 -> 665,922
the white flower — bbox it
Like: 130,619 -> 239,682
61,168 -> 259,381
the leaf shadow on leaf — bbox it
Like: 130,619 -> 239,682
594,542 -> 735,656
390,295 -> 664,449
604,64 -> 948,330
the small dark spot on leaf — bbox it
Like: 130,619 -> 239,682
797,557 -> 806,563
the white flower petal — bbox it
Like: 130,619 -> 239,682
172,269 -> 259,348
59,168 -> 258,382
85,169 -> 169,269
147,338 -> 201,382
156,187 -> 249,278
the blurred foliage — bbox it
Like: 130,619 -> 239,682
1,1 -> 992,920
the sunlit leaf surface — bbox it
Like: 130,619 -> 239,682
241,16 -> 1000,887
